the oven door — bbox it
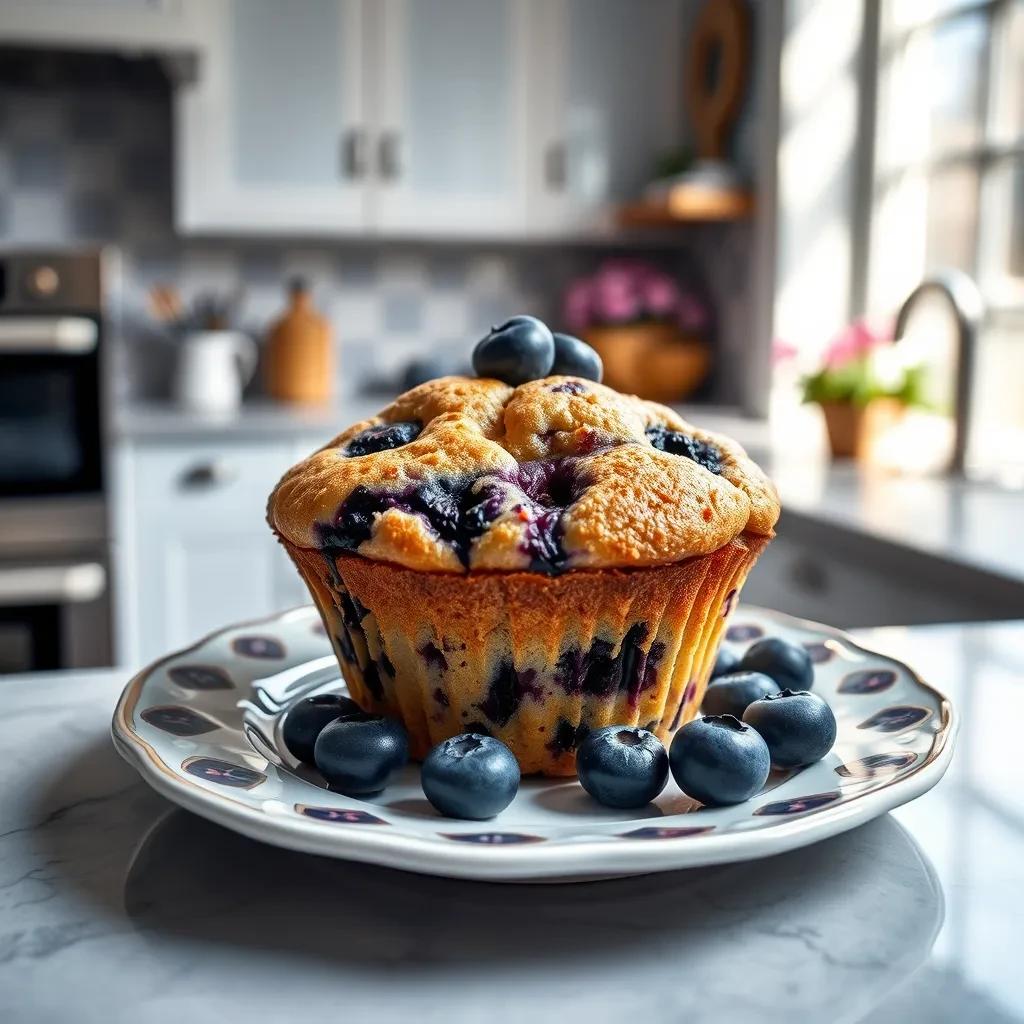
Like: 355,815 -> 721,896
0,561 -> 109,673
0,315 -> 103,498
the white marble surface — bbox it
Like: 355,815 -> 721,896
767,456 -> 1024,588
2,621 -> 1022,1023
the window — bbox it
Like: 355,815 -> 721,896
866,0 -> 1024,478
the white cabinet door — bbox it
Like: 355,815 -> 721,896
115,440 -> 305,666
372,0 -> 530,236
0,0 -> 205,51
160,527 -> 279,652
528,0 -> 683,234
176,0 -> 369,234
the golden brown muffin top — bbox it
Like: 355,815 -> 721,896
268,375 -> 779,573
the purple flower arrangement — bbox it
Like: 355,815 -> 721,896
563,260 -> 710,335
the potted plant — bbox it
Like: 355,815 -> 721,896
563,260 -> 712,402
800,319 -> 929,460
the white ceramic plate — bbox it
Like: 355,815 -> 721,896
112,606 -> 957,882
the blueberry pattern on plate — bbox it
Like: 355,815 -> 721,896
803,642 -> 835,664
232,636 -> 286,660
182,756 -> 266,789
620,826 -> 715,840
113,605 -> 956,881
296,805 -> 388,825
168,664 -> 234,690
726,623 -> 764,642
754,791 -> 842,816
835,752 -> 918,779
857,706 -> 932,733
141,705 -> 219,737
442,833 -> 545,845
839,668 -> 898,694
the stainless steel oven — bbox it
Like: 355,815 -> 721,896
0,250 -> 114,672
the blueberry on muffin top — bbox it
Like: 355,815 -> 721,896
269,373 -> 779,574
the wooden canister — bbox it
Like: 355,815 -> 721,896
264,279 -> 333,404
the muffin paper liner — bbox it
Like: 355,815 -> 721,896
284,534 -> 770,776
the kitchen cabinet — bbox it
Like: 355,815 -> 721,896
176,0 -> 368,234
527,0 -> 684,233
741,517 -> 1021,629
113,436 -> 318,668
373,0 -> 529,236
176,0 -> 684,238
0,0 -> 205,53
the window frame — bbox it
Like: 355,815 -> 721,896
858,0 -> 1024,318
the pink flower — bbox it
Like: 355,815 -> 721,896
678,292 -> 710,333
595,285 -> 640,323
641,274 -> 681,318
772,338 -> 799,365
563,279 -> 593,333
823,318 -> 887,368
563,259 -> 697,329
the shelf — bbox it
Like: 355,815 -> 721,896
617,184 -> 754,227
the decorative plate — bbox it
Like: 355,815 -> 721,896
112,606 -> 957,882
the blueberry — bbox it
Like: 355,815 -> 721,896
645,426 -> 722,474
282,693 -> 366,765
739,637 -> 814,690
702,671 -> 780,719
576,725 -> 669,808
669,715 -> 770,807
742,689 -> 837,768
344,421 -> 422,457
472,315 -> 555,386
313,715 -> 409,795
421,734 -> 521,820
711,646 -> 741,680
551,332 -> 603,382
401,358 -> 446,390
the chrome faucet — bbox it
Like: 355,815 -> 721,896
893,269 -> 984,475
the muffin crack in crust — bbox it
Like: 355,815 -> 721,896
268,375 -> 780,574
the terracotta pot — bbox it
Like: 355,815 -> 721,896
820,399 -> 906,461
584,323 -> 711,401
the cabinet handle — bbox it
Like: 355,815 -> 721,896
545,141 -> 567,191
178,461 -> 238,491
378,131 -> 402,181
341,129 -> 368,180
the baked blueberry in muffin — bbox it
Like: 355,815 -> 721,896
269,319 -> 779,775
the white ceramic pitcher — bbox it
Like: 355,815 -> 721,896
173,330 -> 258,415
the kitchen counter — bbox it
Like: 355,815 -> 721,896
115,398 -> 771,447
766,456 -> 1024,592
116,399 -> 1024,597
114,398 -> 361,442
2,620 -> 1022,1023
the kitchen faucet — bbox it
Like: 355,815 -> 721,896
893,269 -> 984,475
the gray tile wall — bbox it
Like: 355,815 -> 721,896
0,84 -> 752,405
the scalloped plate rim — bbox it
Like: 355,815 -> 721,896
111,606 -> 958,882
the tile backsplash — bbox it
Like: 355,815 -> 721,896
121,241 -> 596,401
0,82 -> 752,405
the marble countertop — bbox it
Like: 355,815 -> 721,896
765,457 -> 1024,589
2,619 -> 1022,1023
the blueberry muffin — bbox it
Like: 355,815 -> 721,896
269,344 -> 779,776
